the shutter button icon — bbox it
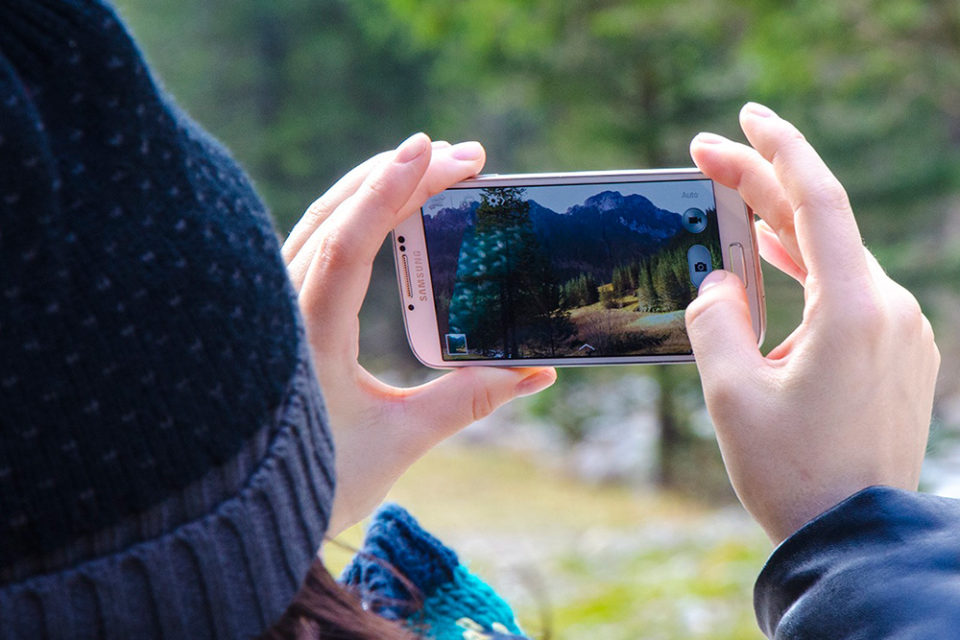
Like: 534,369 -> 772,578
687,244 -> 713,288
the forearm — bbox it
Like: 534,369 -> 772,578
756,486 -> 960,639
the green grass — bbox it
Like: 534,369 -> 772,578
327,443 -> 770,640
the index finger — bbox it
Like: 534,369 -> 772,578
283,141 -> 453,263
299,133 -> 434,363
739,103 -> 870,294
282,151 -> 390,263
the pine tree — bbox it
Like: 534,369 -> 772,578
447,187 -> 571,358
652,253 -> 688,310
612,265 -> 631,297
581,274 -> 600,305
636,258 -> 661,312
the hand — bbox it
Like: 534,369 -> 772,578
685,103 -> 940,543
282,133 -> 557,536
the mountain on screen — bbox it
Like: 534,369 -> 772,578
423,190 -> 684,294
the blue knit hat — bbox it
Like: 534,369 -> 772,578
0,1 -> 335,637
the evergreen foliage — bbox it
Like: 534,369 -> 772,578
599,286 -> 620,310
636,258 -> 662,312
115,0 -> 960,500
446,188 -> 575,358
612,264 -> 638,297
560,274 -> 600,308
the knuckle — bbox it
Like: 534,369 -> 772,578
827,286 -> 887,339
768,119 -> 807,152
888,286 -> 923,329
767,127 -> 805,167
683,295 -> 710,327
820,180 -> 851,212
797,179 -> 851,217
920,313 -> 936,343
783,125 -> 808,148
703,372 -> 751,426
314,228 -> 355,270
685,294 -> 745,338
303,197 -> 327,223
471,385 -> 497,422
358,173 -> 405,224
684,300 -> 717,343
736,163 -> 762,193
919,311 -> 940,371
707,375 -> 739,408
283,200 -> 328,259
364,173 -> 392,201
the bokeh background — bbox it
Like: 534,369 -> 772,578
113,1 -> 960,638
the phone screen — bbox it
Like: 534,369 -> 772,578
420,179 -> 722,361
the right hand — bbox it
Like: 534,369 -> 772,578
685,103 -> 941,544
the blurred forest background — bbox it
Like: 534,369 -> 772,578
114,1 -> 960,638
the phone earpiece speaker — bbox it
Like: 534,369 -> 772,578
400,254 -> 413,298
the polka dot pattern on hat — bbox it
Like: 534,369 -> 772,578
0,0 -> 303,566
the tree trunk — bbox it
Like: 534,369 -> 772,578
655,365 -> 683,487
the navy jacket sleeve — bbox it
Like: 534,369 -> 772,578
755,486 -> 960,639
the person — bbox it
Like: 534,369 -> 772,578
0,2 -> 551,637
0,1 -> 951,639
265,104 -> 952,640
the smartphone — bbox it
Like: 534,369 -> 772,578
393,169 -> 765,367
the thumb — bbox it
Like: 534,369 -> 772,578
403,366 -> 557,443
685,270 -> 764,380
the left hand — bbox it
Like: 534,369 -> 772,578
282,133 -> 557,536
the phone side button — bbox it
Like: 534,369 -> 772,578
728,242 -> 748,287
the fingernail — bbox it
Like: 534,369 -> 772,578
516,369 -> 556,397
693,132 -> 727,145
698,269 -> 728,294
395,132 -> 429,163
743,102 -> 775,118
450,140 -> 484,161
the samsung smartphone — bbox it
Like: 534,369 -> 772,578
393,169 -> 765,367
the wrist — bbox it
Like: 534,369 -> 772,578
761,484 -> 881,544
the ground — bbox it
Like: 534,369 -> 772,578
327,443 -> 769,640
568,290 -> 691,357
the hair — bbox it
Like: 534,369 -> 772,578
260,554 -> 421,640
261,542 -> 552,640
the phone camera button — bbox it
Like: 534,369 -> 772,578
687,244 -> 713,287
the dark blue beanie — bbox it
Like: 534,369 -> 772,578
0,1 -> 335,637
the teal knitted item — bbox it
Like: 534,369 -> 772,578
341,504 -> 529,640
417,566 -> 525,640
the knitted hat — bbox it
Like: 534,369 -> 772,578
0,1 -> 334,637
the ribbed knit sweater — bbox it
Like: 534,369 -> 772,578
0,1 -> 335,636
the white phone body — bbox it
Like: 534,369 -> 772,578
393,169 -> 765,367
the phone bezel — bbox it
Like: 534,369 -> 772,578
393,168 -> 765,367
